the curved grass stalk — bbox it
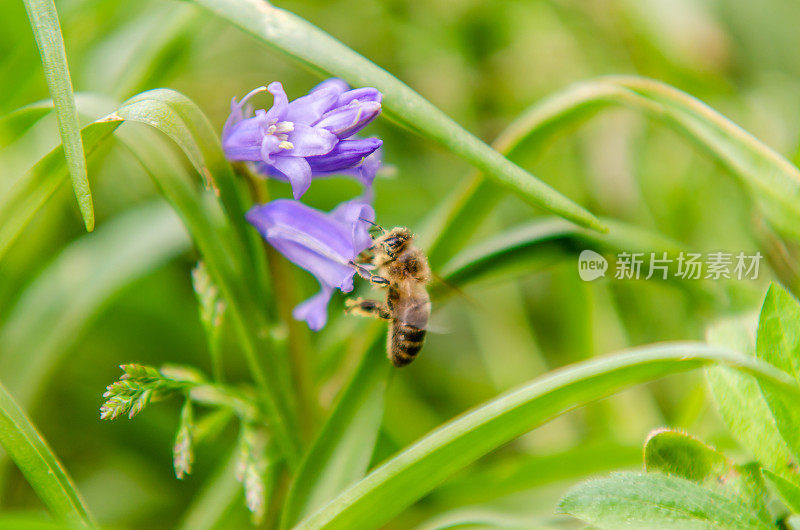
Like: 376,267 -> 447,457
294,343 -> 800,529
0,380 -> 94,526
185,0 -> 604,233
22,0 -> 94,231
425,77 -> 800,267
110,114 -> 301,468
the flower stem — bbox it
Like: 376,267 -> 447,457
240,165 -> 317,441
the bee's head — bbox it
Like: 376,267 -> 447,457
382,227 -> 413,255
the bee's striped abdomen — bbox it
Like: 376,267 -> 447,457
388,321 -> 426,367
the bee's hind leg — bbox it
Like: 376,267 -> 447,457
345,298 -> 391,320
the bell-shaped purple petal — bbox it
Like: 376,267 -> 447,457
271,157 -> 313,199
307,138 -> 382,173
223,79 -> 384,198
285,124 -> 338,157
246,198 -> 376,330
315,101 -> 382,139
311,78 -> 350,96
336,87 -> 382,107
284,85 -> 339,124
264,82 -> 288,122
292,284 -> 334,331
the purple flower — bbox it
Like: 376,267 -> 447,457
246,198 -> 375,330
223,80 -> 382,198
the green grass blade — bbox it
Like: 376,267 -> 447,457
110,96 -> 301,467
0,118 -> 121,261
22,0 -> 94,231
0,380 -> 94,526
605,76 -> 800,240
425,76 -> 800,267
559,472 -> 770,530
435,217 -> 716,302
185,0 -> 603,232
281,330 -> 389,528
421,81 -> 627,266
0,200 -> 190,408
295,343 -> 799,530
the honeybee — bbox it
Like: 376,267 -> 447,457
345,226 -> 431,367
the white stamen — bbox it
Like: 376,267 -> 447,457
278,141 -> 294,150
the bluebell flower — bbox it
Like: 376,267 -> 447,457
246,198 -> 375,330
223,80 -> 382,198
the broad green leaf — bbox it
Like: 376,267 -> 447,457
281,330 -> 389,528
186,0 -> 604,232
763,469 -> 800,514
295,343 -> 799,530
756,283 -> 800,463
0,200 -> 190,409
0,379 -> 93,526
706,317 -> 800,485
0,118 -> 120,261
558,472 -> 770,530
644,430 -> 770,522
22,0 -> 94,230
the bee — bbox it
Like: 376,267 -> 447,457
345,225 -> 431,367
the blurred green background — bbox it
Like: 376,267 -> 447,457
2,0 -> 799,527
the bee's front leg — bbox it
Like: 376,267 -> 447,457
349,261 -> 390,287
345,298 -> 392,320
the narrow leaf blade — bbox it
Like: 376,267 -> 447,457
22,0 -> 94,230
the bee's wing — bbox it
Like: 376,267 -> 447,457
430,271 -> 478,307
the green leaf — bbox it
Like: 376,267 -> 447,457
558,472 -> 770,530
0,380 -> 93,526
186,0 -> 604,232
281,331 -> 389,528
22,0 -> 94,230
0,200 -> 190,409
706,317 -> 800,485
756,283 -> 800,464
763,469 -> 800,514
644,430 -> 770,522
0,117 -> 120,262
295,343 -> 799,530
